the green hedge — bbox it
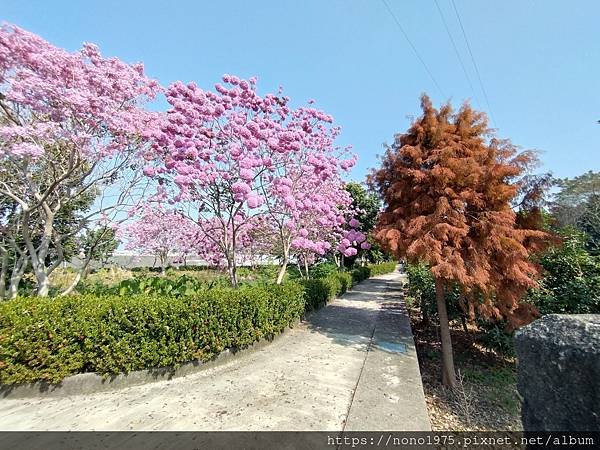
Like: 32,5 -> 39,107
0,283 -> 304,385
350,261 -> 397,284
301,262 -> 396,310
367,261 -> 397,276
300,272 -> 352,311
0,262 -> 397,385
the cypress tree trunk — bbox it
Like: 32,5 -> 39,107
435,277 -> 457,389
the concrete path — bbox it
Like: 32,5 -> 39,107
0,270 -> 430,431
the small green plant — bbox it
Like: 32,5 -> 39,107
477,321 -> 515,356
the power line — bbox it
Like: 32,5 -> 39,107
450,0 -> 497,128
381,0 -> 446,99
433,0 -> 481,110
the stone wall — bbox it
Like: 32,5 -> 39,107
514,314 -> 600,431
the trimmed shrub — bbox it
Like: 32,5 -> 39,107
347,262 -> 397,285
351,266 -> 370,284
300,279 -> 331,310
336,272 -> 353,294
300,263 -> 395,311
0,283 -> 304,385
300,274 -> 342,310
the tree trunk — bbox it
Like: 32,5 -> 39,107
160,253 -> 166,274
228,262 -> 238,288
435,277 -> 457,389
35,268 -> 50,297
0,251 -> 8,300
296,260 -> 304,279
60,254 -> 93,296
60,270 -> 82,296
276,255 -> 288,285
7,255 -> 27,300
304,257 -> 309,280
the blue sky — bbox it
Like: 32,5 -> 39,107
4,0 -> 599,182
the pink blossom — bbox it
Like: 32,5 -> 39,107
240,168 -> 254,181
139,72 -> 358,280
343,247 -> 358,257
246,193 -> 263,209
7,142 -> 44,158
143,166 -> 156,177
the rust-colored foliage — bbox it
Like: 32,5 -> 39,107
370,95 -> 550,330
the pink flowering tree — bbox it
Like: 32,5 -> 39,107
259,148 -> 357,283
144,75 -> 356,286
189,215 -> 260,269
0,24 -> 160,297
335,218 -> 371,267
120,207 -> 201,272
292,212 -> 370,276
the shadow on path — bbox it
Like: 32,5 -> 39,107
304,276 -> 414,353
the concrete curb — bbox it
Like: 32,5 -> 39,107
0,319 -> 299,400
343,272 -> 431,431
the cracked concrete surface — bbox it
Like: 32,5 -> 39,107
0,270 -> 430,431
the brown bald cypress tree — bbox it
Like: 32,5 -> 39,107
370,95 -> 548,388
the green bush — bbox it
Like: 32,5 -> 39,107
336,272 -> 353,293
237,265 -> 281,282
367,261 -> 397,276
406,262 -> 437,320
300,274 -> 343,310
477,320 -> 515,356
300,279 -> 331,310
351,266 -> 370,284
115,275 -> 205,297
309,262 -> 339,279
346,261 -> 397,285
300,263 -> 395,311
529,229 -> 600,314
0,283 -> 304,385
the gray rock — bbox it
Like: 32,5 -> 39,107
514,314 -> 600,431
